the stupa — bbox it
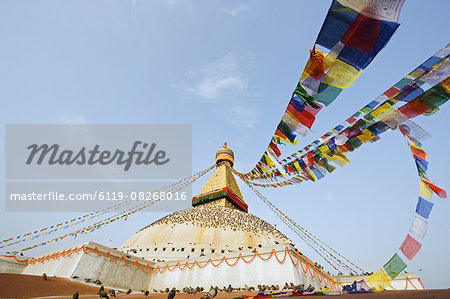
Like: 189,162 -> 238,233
120,143 -> 291,262
0,143 -> 424,292
118,143 -> 334,290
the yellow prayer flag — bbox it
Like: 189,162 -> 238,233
326,153 -> 349,167
260,163 -> 269,172
441,77 -> 450,93
366,268 -> 391,293
357,129 -> 374,143
370,102 -> 395,120
321,59 -> 361,88
319,144 -> 330,155
419,179 -> 433,199
406,69 -> 425,80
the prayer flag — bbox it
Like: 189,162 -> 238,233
366,268 -> 391,293
399,234 -> 422,260
410,216 -> 427,239
421,180 -> 447,198
383,253 -> 407,279
418,180 -> 433,199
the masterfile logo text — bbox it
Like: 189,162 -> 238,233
5,124 -> 192,212
6,124 -> 191,180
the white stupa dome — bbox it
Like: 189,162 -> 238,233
120,205 -> 291,262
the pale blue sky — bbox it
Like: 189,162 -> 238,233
1,0 -> 449,289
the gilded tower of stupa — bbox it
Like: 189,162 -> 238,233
192,142 -> 248,212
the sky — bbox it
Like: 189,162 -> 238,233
0,0 -> 449,289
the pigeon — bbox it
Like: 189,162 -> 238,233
226,284 -> 233,293
98,286 -> 108,299
126,289 -> 132,295
99,289 -> 109,299
200,286 -> 218,299
168,288 -> 176,299
72,291 -> 79,299
295,284 -> 305,291
144,290 -> 149,296
42,273 -> 47,280
207,286 -> 218,298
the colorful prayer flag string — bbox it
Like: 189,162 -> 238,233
249,0 -> 405,177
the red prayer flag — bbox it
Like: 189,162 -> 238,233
340,13 -> 380,53
410,146 -> 427,160
287,104 -> 315,128
384,86 -> 400,98
398,99 -> 429,118
346,116 -> 357,123
307,152 -> 315,166
399,234 -> 422,260
304,101 -> 323,116
269,143 -> 281,157
422,180 -> 447,198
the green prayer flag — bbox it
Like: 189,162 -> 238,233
362,114 -> 377,125
294,84 -> 321,109
360,106 -> 372,113
313,83 -> 342,106
394,78 -> 413,90
346,137 -> 363,150
417,83 -> 449,110
320,157 -> 336,173
383,253 -> 407,279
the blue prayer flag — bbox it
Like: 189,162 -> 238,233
415,197 -> 434,219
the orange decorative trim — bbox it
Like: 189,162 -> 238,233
1,246 -> 341,290
388,275 -> 425,290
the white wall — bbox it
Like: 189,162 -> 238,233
0,256 -> 27,274
148,244 -> 336,291
21,242 -> 154,291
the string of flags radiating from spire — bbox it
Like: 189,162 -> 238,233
250,0 -> 405,176
237,44 -> 449,186
1,166 -> 215,254
232,165 -> 365,275
233,20 -> 449,294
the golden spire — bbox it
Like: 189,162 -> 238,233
192,143 -> 247,212
215,142 -> 234,167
